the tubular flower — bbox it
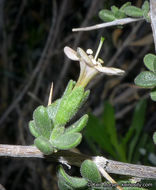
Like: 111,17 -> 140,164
64,39 -> 125,87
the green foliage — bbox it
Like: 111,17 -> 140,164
135,54 -> 156,101
57,165 -> 88,190
150,88 -> 156,101
80,160 -> 102,183
99,9 -> 116,22
99,1 -> 149,22
33,106 -> 53,138
123,6 -> 143,17
29,80 -> 89,155
34,136 -> 54,155
57,160 -> 153,190
153,132 -> 156,144
142,0 -> 150,21
85,100 -> 148,163
124,100 -> 147,162
144,54 -> 156,72
57,160 -> 102,190
51,133 -> 82,150
64,115 -> 88,134
54,86 -> 85,127
135,71 -> 156,88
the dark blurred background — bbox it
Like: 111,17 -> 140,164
0,0 -> 156,190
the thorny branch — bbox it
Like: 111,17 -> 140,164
0,144 -> 156,180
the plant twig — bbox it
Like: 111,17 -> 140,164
0,144 -> 156,179
94,157 -> 123,190
150,0 -> 156,51
0,184 -> 6,190
72,17 -> 144,32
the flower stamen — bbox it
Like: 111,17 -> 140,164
94,37 -> 105,61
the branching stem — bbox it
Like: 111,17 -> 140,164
0,144 -> 156,179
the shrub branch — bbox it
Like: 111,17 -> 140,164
0,144 -> 155,179
72,17 -> 144,32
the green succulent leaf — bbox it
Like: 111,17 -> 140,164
144,54 -> 156,72
150,88 -> 156,101
115,10 -> 126,19
111,6 -> 126,19
99,9 -> 116,22
120,2 -> 131,11
29,120 -> 40,138
54,86 -> 85,126
134,71 -> 156,88
63,80 -> 76,97
33,106 -> 53,138
57,165 -> 87,190
50,126 -> 65,140
65,114 -> 88,134
47,99 -> 61,121
80,160 -> 102,183
47,81 -> 76,123
142,1 -> 150,21
142,1 -> 149,12
79,90 -> 90,108
34,136 -> 54,155
52,132 -> 82,150
111,6 -> 119,15
57,180 -> 72,190
123,6 -> 143,17
153,132 -> 156,144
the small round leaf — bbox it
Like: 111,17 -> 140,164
34,136 -> 54,155
29,120 -> 40,138
135,71 -> 156,88
57,166 -> 87,189
123,6 -> 143,17
142,1 -> 149,12
99,10 -> 116,22
111,6 -> 119,15
52,132 -> 82,150
80,160 -> 102,183
33,106 -> 53,138
150,88 -> 156,101
144,54 -> 156,72
65,114 -> 88,134
47,99 -> 61,121
153,132 -> 156,144
120,2 -> 131,11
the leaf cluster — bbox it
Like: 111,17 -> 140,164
99,1 -> 149,22
57,160 -> 102,190
29,80 -> 89,155
135,54 -> 156,101
84,100 -> 152,163
57,160 -> 151,190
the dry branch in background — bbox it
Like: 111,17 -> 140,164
0,144 -> 156,179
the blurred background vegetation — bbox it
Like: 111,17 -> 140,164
0,0 -> 155,189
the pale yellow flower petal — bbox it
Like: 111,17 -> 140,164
64,46 -> 79,61
95,66 -> 125,76
77,48 -> 94,67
